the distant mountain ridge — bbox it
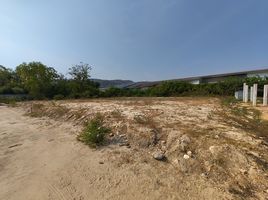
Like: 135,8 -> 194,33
91,79 -> 135,89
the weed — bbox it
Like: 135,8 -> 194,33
77,113 -> 111,147
52,105 -> 69,117
220,96 -> 239,107
29,103 -> 45,117
110,109 -> 123,119
28,102 -> 70,118
133,114 -> 157,129
134,115 -> 147,124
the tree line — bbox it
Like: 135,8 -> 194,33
0,62 -> 99,99
0,61 -> 268,100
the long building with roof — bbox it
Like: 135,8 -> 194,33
125,68 -> 268,89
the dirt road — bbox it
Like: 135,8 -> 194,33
0,105 -> 88,199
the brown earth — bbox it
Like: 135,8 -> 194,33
0,97 -> 267,200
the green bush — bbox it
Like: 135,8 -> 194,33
53,94 -> 65,100
0,86 -> 12,94
77,114 -> 111,147
12,87 -> 25,94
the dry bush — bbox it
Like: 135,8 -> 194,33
72,108 -> 89,120
28,102 -> 70,118
133,112 -> 159,130
29,103 -> 45,117
130,111 -> 164,148
110,109 -> 124,120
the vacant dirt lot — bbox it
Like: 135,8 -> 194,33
0,97 -> 267,200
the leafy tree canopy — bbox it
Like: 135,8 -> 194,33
16,62 -> 58,98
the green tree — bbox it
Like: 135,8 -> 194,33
68,62 -> 92,82
68,62 -> 99,97
0,65 -> 13,86
0,65 -> 23,94
16,62 -> 59,98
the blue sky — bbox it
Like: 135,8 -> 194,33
0,0 -> 268,81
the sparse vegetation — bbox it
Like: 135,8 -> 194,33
28,102 -> 70,118
134,114 -> 158,129
0,97 -> 17,106
219,97 -> 268,140
13,96 -> 268,199
110,109 -> 124,119
77,114 -> 111,147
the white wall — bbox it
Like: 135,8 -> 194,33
190,79 -> 200,84
247,72 -> 268,78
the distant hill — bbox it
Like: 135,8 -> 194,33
91,79 -> 134,89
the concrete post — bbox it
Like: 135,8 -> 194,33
263,85 -> 268,106
253,84 -> 258,107
250,86 -> 253,102
243,83 -> 246,102
245,85 -> 249,103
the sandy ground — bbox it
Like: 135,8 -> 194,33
0,98 -> 267,200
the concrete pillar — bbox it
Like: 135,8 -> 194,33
244,85 -> 249,103
263,85 -> 268,106
253,84 -> 258,107
243,83 -> 246,102
250,86 -> 253,102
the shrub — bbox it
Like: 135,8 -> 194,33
77,114 -> 111,147
0,97 -> 17,106
0,86 -> 12,94
53,94 -> 65,100
11,87 -> 25,94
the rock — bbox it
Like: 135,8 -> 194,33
187,151 -> 192,157
119,134 -> 126,138
161,145 -> 167,152
239,169 -> 248,175
201,172 -> 208,178
99,161 -> 104,164
150,129 -> 158,145
109,133 -> 114,137
153,151 -> 165,161
183,154 -> 190,159
179,135 -> 191,152
248,151 -> 260,158
119,142 -> 130,147
172,159 -> 179,165
214,135 -> 219,139
209,146 -> 220,155
181,135 -> 191,143
179,158 -> 188,173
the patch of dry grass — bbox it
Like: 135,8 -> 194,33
216,98 -> 268,141
110,109 -> 124,120
28,102 -> 70,118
